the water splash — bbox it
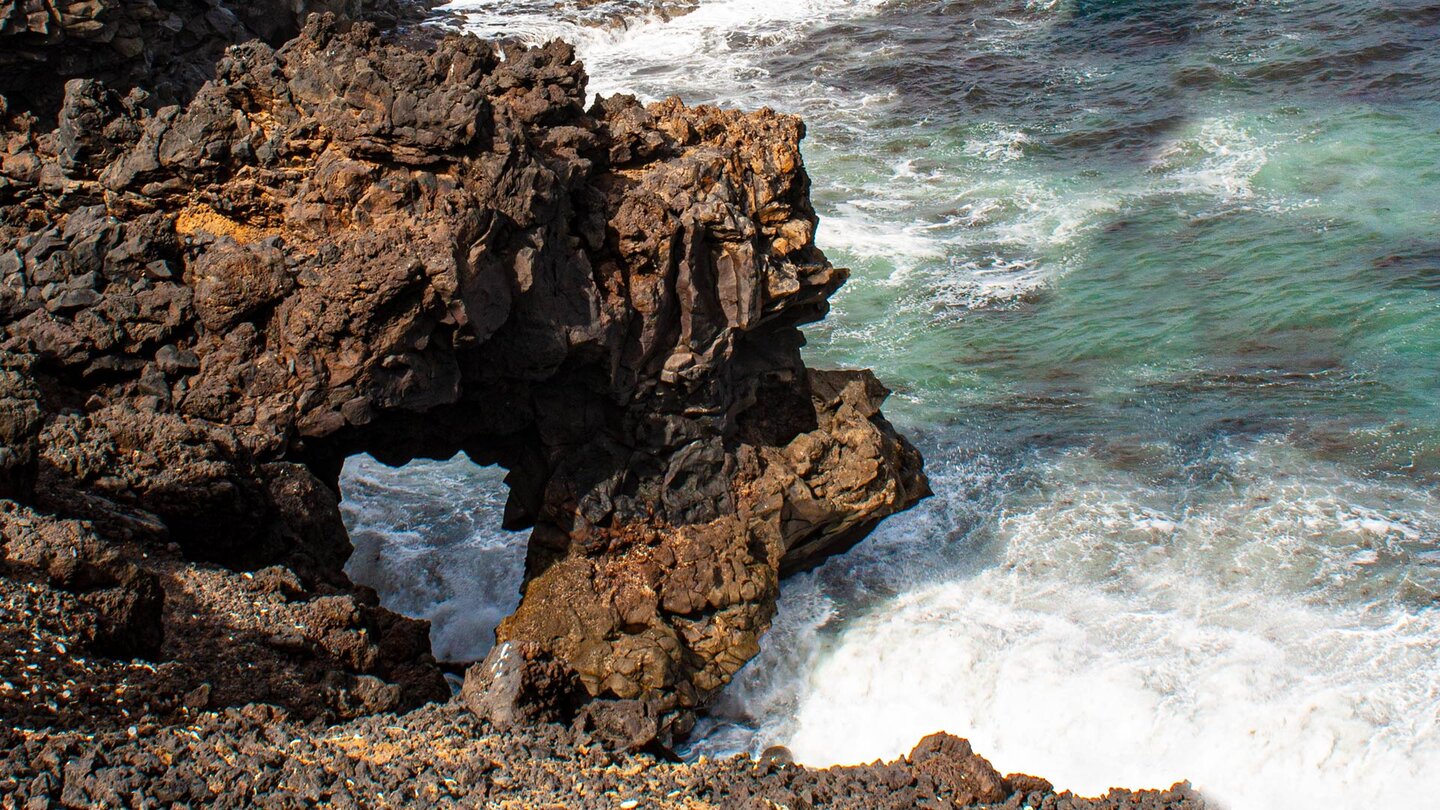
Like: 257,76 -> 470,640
340,454 -> 524,663
766,439 -> 1440,808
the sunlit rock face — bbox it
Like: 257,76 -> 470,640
0,14 -> 926,735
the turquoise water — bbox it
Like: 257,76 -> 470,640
809,100 -> 1440,475
340,2 -> 1440,805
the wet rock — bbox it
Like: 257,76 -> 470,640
461,641 -> 586,728
760,745 -> 794,765
1006,772 -> 1055,796
908,733 -> 1010,806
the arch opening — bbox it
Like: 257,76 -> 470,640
339,453 -> 526,666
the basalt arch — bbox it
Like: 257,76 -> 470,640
0,17 -> 927,737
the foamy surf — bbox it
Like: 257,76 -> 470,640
758,439 -> 1440,809
1151,117 -> 1271,202
443,0 -> 887,102
340,454 -> 525,662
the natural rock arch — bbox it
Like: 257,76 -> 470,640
0,16 -> 927,738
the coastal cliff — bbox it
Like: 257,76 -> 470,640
1,10 -> 925,736
0,5 -> 1207,807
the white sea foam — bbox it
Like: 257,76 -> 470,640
821,206 -> 949,267
929,255 -> 1049,311
987,182 -> 1120,251
340,454 -> 525,663
445,0 -> 886,103
760,439 -> 1440,808
963,127 -> 1034,163
1151,117 -> 1271,202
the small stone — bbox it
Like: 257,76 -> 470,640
155,344 -> 201,374
45,288 -> 100,312
183,683 -> 211,710
111,36 -> 144,58
760,745 -> 793,765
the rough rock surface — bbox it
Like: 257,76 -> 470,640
0,0 -> 436,114
2,12 -> 927,738
0,593 -> 1215,810
0,670 -> 1212,810
0,565 -> 1211,807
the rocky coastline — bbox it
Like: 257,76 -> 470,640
1,0 -> 1207,806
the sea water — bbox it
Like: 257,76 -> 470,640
339,2 -> 1440,805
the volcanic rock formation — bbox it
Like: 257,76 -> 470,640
0,13 -> 928,738
0,0 -> 435,114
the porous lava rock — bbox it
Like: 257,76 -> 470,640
909,732 -> 1011,805
0,701 -> 1213,809
460,641 -> 586,729
0,0 -> 437,115
2,552 -> 1211,806
1,12 -> 928,737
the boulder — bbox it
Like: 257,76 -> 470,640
908,733 -> 1011,806
460,641 -> 586,728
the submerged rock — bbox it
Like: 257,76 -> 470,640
1,11 -> 927,734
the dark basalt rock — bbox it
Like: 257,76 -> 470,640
0,698 -> 1211,809
460,641 -> 586,729
0,0 -> 438,115
1,12 -> 928,736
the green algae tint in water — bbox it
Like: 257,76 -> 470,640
807,83 -> 1440,478
762,5 -> 1440,803
342,1 -> 1440,805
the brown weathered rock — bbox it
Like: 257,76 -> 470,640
909,732 -> 1011,806
1,14 -> 927,734
0,500 -> 164,658
0,363 -> 41,499
0,0 -> 439,115
573,697 -> 666,753
460,641 -> 586,728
